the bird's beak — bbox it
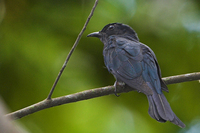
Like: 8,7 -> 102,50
87,31 -> 101,38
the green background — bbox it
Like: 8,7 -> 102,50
1,0 -> 200,132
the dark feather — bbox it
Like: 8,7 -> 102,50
87,23 -> 185,128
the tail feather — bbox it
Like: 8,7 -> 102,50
147,92 -> 185,128
147,95 -> 166,122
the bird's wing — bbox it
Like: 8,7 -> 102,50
107,38 -> 166,95
140,45 -> 162,94
141,44 -> 169,92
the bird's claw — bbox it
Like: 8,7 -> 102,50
114,88 -> 120,97
114,81 -> 125,97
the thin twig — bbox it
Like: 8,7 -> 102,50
6,72 -> 200,120
47,0 -> 99,100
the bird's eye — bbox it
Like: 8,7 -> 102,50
108,25 -> 114,30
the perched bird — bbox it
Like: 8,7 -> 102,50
87,23 -> 185,128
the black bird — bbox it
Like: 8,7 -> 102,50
87,23 -> 185,128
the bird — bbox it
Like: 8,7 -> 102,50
87,23 -> 185,128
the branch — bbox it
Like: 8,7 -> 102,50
47,0 -> 99,100
6,72 -> 200,120
163,72 -> 200,84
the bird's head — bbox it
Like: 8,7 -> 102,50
87,23 -> 139,41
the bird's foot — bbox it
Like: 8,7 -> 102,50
114,81 -> 125,97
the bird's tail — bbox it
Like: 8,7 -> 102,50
147,92 -> 185,128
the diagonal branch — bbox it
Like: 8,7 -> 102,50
6,72 -> 200,120
47,0 -> 99,100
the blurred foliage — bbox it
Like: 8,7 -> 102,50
0,0 -> 200,132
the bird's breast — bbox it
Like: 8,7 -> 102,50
103,45 -> 126,73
